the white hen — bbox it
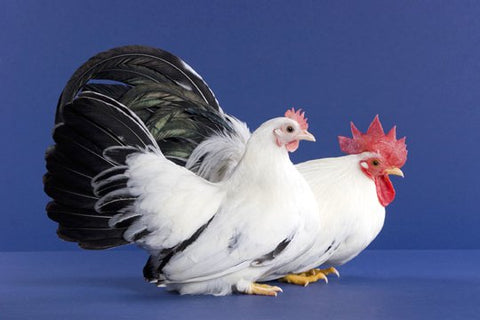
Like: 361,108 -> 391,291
45,92 -> 320,296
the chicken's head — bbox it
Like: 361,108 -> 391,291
338,115 -> 407,207
274,108 -> 316,152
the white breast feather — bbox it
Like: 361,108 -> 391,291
295,153 -> 385,267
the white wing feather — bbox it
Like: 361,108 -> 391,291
123,149 -> 225,250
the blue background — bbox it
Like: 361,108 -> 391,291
1,0 -> 479,251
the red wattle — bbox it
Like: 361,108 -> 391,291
374,174 -> 396,207
286,140 -> 299,152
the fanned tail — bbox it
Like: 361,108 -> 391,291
54,45 -> 238,167
45,46 -> 252,252
45,91 -> 158,249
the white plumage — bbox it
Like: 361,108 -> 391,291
104,114 -> 319,295
187,116 -> 407,283
46,89 -> 320,295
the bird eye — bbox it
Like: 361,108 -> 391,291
372,159 -> 380,166
286,126 -> 294,133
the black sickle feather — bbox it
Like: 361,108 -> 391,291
80,91 -> 151,130
66,94 -> 156,148
57,45 -> 220,122
83,83 -> 131,102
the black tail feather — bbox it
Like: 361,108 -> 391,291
47,46 -> 237,253
53,124 -> 115,173
57,45 -> 221,123
103,146 -> 139,165
44,174 -> 98,209
94,176 -> 129,198
79,238 -> 130,250
47,202 -> 112,228
45,148 -> 94,192
57,225 -> 128,242
83,83 -> 131,101
46,91 -> 158,250
65,94 -> 156,149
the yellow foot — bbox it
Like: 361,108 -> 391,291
308,267 -> 340,278
281,267 -> 340,286
247,283 -> 283,296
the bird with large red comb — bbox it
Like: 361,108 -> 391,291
276,115 -> 408,285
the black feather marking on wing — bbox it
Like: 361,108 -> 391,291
143,256 -> 158,282
156,215 -> 216,278
132,229 -> 151,242
252,238 -> 292,266
228,231 -> 241,252
324,240 -> 336,254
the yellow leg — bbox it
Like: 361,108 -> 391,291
281,267 -> 340,286
246,283 -> 283,296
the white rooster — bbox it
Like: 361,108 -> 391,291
44,90 -> 320,296
265,116 -> 408,284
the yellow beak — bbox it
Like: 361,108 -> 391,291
384,167 -> 404,178
297,130 -> 316,142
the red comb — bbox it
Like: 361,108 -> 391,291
285,108 -> 308,130
338,115 -> 407,168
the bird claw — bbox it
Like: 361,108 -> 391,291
280,267 -> 340,286
247,283 -> 283,296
